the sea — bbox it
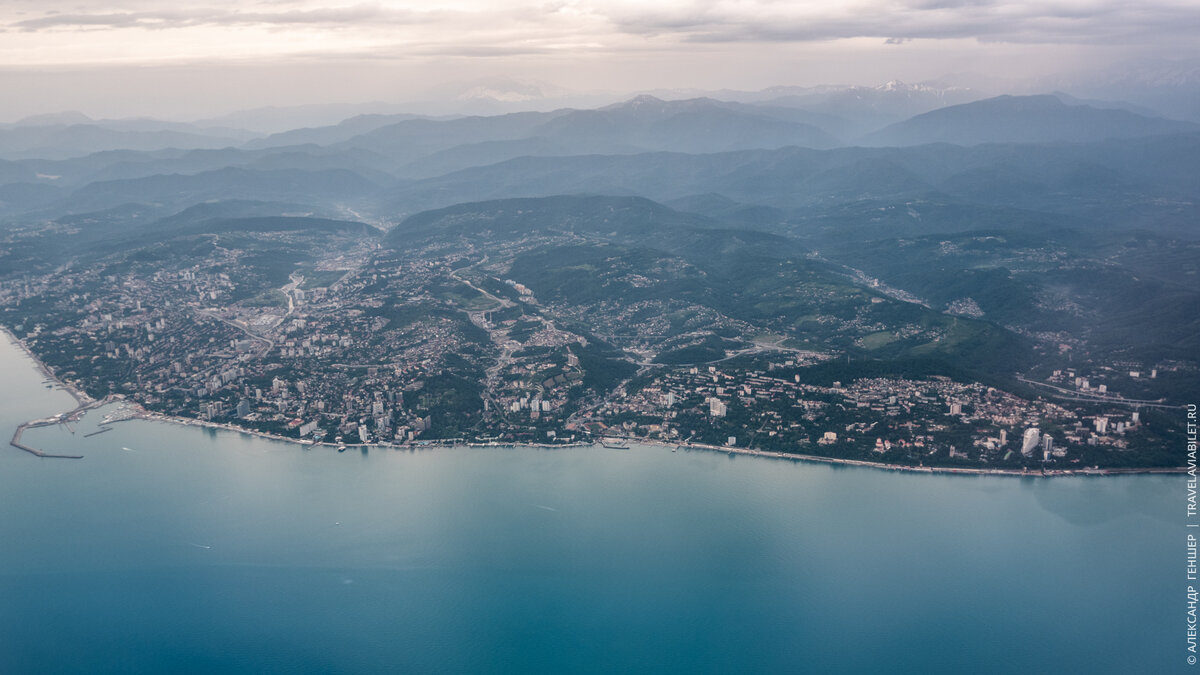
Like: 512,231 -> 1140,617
0,333 -> 1184,674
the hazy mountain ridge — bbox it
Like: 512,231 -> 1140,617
863,94 -> 1199,146
0,123 -> 254,161
58,166 -> 384,215
5,90 -> 1195,216
381,135 -> 1200,236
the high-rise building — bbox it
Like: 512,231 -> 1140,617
1021,428 -> 1040,456
709,398 -> 727,417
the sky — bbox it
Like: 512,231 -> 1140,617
1,0 -> 1198,121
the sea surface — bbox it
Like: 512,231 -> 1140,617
0,334 -> 1183,674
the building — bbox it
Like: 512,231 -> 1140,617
709,398 -> 727,417
1021,428 -> 1040,456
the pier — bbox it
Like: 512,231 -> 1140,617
8,396 -> 117,460
10,418 -> 84,459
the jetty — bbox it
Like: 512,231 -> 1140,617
10,417 -> 84,459
8,395 -> 117,460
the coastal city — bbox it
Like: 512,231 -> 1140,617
0,214 -> 1181,474
2,0 -> 1198,670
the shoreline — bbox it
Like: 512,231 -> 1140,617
2,330 -> 93,408
639,438 -> 1187,477
2,328 -> 1185,477
3,329 -> 98,459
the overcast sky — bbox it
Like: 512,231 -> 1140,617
1,0 -> 1198,121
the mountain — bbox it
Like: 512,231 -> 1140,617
862,94 -> 1199,146
332,110 -> 567,165
0,182 -> 63,213
1047,92 -> 1165,119
387,194 -> 721,246
244,113 -> 437,150
384,134 -> 1200,237
1040,58 -> 1200,123
151,199 -> 331,230
3,112 -> 254,139
331,96 -> 840,174
0,124 -> 247,161
384,195 -> 1029,371
535,95 -> 841,152
192,102 -> 426,135
58,167 -> 384,215
9,111 -> 94,126
758,81 -> 985,135
6,145 -> 399,191
161,215 -> 379,241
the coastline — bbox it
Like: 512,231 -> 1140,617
2,328 -> 99,458
1,328 -> 93,408
637,438 -> 1187,478
2,327 -> 1185,476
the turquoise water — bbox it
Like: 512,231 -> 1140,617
0,335 -> 1183,673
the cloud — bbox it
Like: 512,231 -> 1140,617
593,0 -> 1200,46
1,0 -> 1197,75
5,1 -> 1199,48
7,3 -> 432,32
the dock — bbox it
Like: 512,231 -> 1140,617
7,395 -> 117,460
10,419 -> 84,459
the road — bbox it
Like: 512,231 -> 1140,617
1016,376 -> 1180,409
